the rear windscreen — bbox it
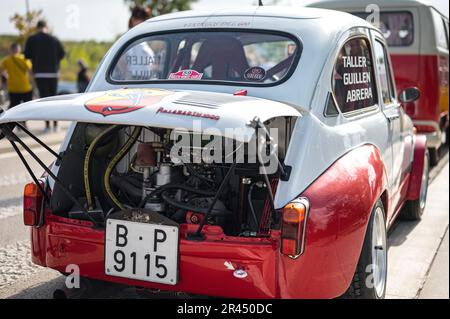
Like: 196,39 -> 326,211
352,11 -> 414,47
109,31 -> 300,85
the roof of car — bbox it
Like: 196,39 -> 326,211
146,6 -> 372,28
307,0 -> 432,10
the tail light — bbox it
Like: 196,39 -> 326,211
23,181 -> 45,226
280,198 -> 309,258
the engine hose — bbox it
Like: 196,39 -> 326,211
111,176 -> 143,199
84,125 -> 119,211
104,126 -> 143,210
139,183 -> 217,208
247,183 -> 259,229
160,191 -> 229,216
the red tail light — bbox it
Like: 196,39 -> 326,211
23,182 -> 44,226
280,198 -> 309,258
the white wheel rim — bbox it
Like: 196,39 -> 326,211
372,207 -> 387,298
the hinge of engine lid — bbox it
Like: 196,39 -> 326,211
247,116 -> 291,181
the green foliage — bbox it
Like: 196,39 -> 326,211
59,40 -> 112,81
124,0 -> 198,16
0,35 -> 112,82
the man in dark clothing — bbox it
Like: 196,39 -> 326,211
76,60 -> 90,93
25,20 -> 65,131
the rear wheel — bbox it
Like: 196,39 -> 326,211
342,200 -> 387,299
400,149 -> 430,221
445,125 -> 449,146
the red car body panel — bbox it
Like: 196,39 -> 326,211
30,144 -> 393,299
391,54 -> 449,133
406,135 -> 428,201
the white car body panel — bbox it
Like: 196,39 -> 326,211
0,89 -> 300,143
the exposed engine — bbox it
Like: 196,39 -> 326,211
50,120 -> 294,237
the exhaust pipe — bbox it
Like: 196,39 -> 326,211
53,277 -> 126,299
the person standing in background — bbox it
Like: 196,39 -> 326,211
25,20 -> 65,132
112,5 -> 155,81
0,43 -> 33,128
77,60 -> 90,93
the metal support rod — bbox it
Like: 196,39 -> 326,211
9,140 -> 49,203
6,129 -> 96,225
253,121 -> 277,217
256,120 -> 288,178
15,122 -> 62,160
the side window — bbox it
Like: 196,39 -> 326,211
332,37 -> 378,114
432,9 -> 448,50
444,19 -> 449,49
352,12 -> 414,47
374,40 -> 395,105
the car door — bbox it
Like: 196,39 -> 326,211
372,35 -> 407,219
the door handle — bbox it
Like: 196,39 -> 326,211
384,106 -> 401,122
386,113 -> 400,121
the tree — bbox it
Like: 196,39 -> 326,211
9,9 -> 44,45
124,0 -> 198,16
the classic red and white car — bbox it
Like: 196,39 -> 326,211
0,6 -> 430,299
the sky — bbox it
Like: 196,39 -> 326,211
0,0 -> 448,42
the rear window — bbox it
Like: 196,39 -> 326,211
110,31 -> 300,86
352,11 -> 414,47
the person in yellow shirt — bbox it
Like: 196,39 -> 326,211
0,43 -> 33,110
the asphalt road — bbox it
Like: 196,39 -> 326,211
0,128 -> 448,299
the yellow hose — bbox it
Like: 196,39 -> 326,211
104,127 -> 142,210
84,125 -> 119,211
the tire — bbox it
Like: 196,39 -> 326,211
342,199 -> 387,299
400,149 -> 430,221
445,125 -> 449,147
429,147 -> 439,167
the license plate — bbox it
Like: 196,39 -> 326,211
105,219 -> 179,285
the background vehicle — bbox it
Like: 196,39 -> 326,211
308,0 -> 449,165
57,81 -> 78,95
0,7 -> 430,299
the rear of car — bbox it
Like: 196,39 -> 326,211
17,90 -> 302,299
308,0 -> 450,162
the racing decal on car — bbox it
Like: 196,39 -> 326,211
156,106 -> 220,120
84,88 -> 173,116
168,69 -> 203,80
244,67 -> 266,82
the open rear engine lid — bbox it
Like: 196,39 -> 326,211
0,88 -> 300,142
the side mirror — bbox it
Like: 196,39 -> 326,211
399,87 -> 420,103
